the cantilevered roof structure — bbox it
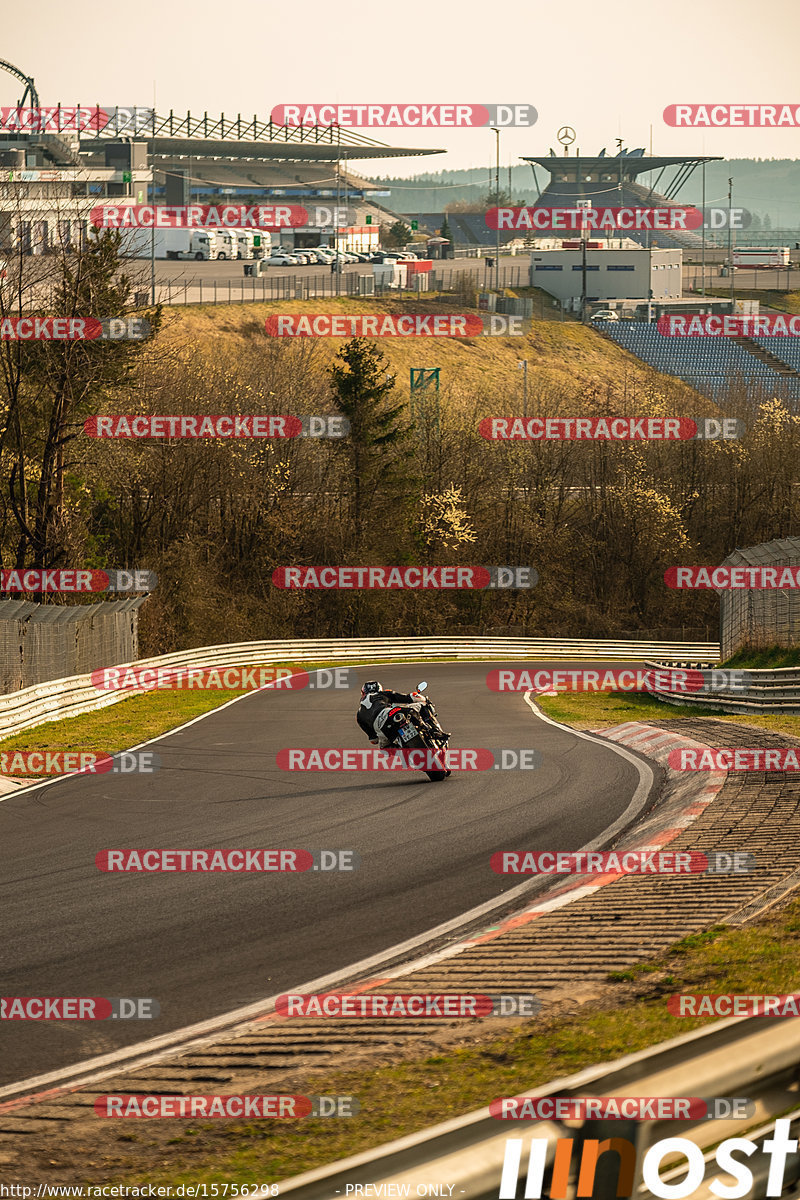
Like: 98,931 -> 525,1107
520,145 -> 724,249
79,111 -> 445,165
523,148 -> 722,204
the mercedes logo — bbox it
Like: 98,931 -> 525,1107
557,126 -> 576,145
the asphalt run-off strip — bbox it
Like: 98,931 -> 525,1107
2,713 -> 800,1171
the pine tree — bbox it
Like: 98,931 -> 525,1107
328,338 -> 416,549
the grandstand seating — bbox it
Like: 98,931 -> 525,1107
750,335 -> 800,373
595,321 -> 800,403
152,158 -> 375,199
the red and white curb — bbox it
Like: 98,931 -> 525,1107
446,719 -> 727,948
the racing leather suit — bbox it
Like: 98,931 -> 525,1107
357,690 -> 426,748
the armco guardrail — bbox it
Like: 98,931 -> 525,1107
647,658 -> 800,714
271,1016 -> 800,1200
0,637 -> 719,742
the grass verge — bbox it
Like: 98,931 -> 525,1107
724,645 -> 800,670
0,661 -> 339,768
536,689 -> 800,740
0,689 -> 235,762
103,895 -> 800,1187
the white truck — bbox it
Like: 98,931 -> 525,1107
233,230 -> 253,259
233,230 -> 271,259
732,246 -> 790,269
252,231 -> 270,258
212,229 -> 238,260
120,228 -> 219,260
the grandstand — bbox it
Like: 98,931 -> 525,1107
594,320 -> 800,403
523,147 -> 721,251
749,336 -> 800,374
0,60 -> 446,251
402,143 -> 722,252
400,211 -> 510,248
77,110 -> 443,217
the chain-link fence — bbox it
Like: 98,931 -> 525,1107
720,538 -> 800,660
0,598 -> 147,693
144,265 -> 532,308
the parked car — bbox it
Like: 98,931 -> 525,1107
291,252 -> 310,265
348,251 -> 370,262
263,252 -> 299,266
370,251 -> 400,263
591,309 -> 619,322
310,247 -> 335,262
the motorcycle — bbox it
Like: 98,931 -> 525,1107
374,681 -> 451,782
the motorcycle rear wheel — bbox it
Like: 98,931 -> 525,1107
405,733 -> 449,781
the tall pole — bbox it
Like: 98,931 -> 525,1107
728,177 -> 734,304
577,198 -> 589,323
492,127 -> 500,290
343,149 -> 349,267
150,171 -> 155,305
335,126 -> 341,297
701,161 -> 706,297
519,359 -> 528,418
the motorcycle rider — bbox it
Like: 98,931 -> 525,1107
357,681 -> 450,762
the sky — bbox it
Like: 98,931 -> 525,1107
5,0 -> 800,179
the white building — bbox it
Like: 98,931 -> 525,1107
0,136 -> 148,254
529,242 -> 682,309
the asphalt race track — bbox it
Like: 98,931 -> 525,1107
0,661 -> 644,1085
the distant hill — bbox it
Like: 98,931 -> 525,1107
365,159 -> 800,230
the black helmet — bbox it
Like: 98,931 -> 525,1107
361,680 -> 382,699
